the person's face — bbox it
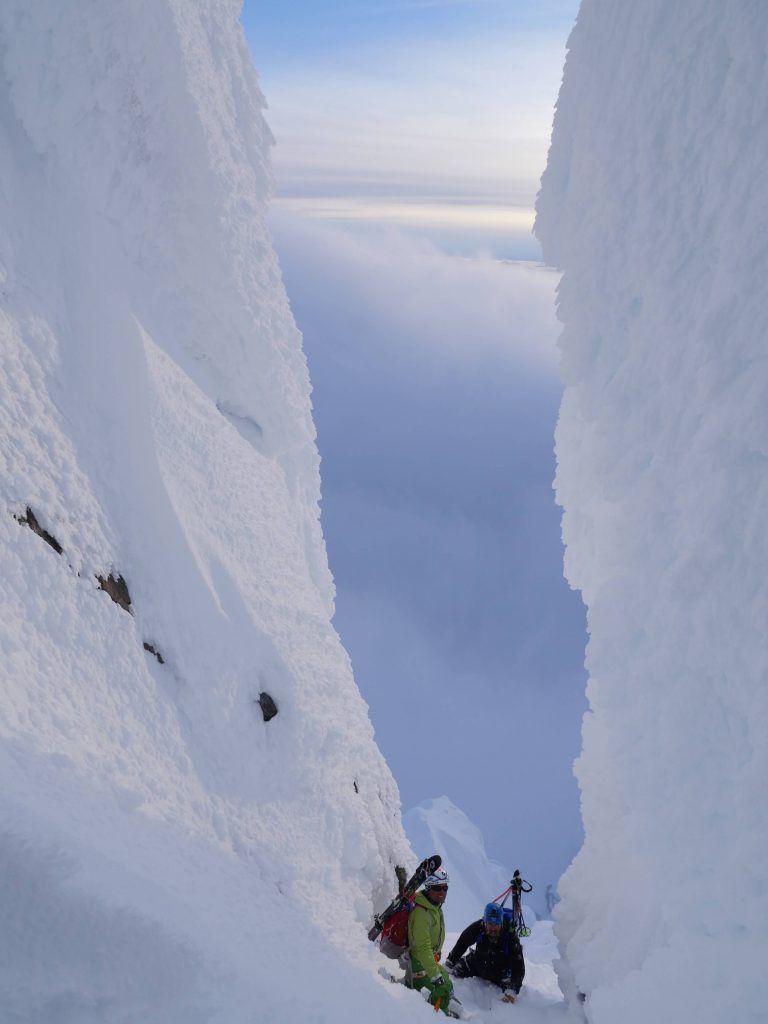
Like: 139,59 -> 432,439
484,922 -> 502,940
425,884 -> 448,905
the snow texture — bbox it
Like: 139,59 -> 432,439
536,3 -> 768,1022
0,3 -> 418,1020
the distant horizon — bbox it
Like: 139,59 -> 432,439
242,0 -> 577,254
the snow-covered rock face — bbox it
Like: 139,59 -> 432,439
536,3 -> 768,1022
0,2 -> 411,1019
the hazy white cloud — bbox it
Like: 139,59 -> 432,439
270,208 -> 559,367
274,195 -> 535,232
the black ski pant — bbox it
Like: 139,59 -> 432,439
461,950 -> 524,994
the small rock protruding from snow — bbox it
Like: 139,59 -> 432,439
15,507 -> 63,556
96,572 -> 132,613
142,642 -> 165,665
257,691 -> 279,722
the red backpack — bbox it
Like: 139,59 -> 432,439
380,899 -> 414,954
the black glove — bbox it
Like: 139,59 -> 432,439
449,956 -> 470,979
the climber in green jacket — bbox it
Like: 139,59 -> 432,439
407,868 -> 454,1013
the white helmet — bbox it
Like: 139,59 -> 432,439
424,867 -> 449,889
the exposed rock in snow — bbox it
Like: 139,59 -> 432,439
15,506 -> 64,555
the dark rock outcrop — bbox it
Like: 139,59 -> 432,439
97,573 -> 132,614
257,692 -> 278,722
143,642 -> 165,665
15,508 -> 63,555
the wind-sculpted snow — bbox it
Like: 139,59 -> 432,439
0,2 -> 413,1019
536,3 -> 768,1022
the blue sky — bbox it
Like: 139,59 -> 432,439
242,0 -> 578,84
241,0 -> 584,913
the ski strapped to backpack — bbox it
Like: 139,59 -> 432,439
367,854 -> 442,943
493,869 -> 533,938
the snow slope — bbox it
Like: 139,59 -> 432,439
0,3 -> 418,1020
536,3 -> 768,1022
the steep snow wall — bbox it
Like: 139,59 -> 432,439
0,3 -> 413,1020
536,3 -> 768,1023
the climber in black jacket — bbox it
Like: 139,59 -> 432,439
445,902 -> 525,1003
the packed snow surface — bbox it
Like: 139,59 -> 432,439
536,2 -> 768,1022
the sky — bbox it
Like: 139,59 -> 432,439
242,0 -> 578,258
240,0 -> 584,913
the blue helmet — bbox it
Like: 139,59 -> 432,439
483,902 -> 504,926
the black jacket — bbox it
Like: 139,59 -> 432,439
446,920 -> 525,992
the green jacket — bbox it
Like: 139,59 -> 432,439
408,892 -> 446,979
